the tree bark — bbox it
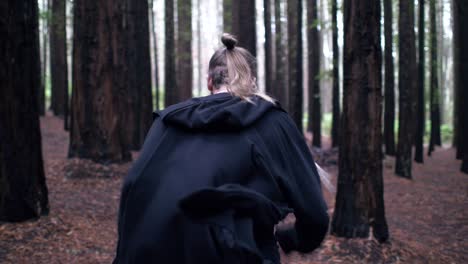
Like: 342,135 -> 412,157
0,0 -> 49,222
230,0 -> 257,57
50,0 -> 68,119
223,0 -> 232,33
274,0 -> 288,108
453,0 -> 468,172
453,0 -> 461,158
414,0 -> 425,162
177,0 -> 193,101
307,0 -> 321,147
39,0 -> 49,116
331,0 -> 340,148
331,0 -> 388,242
428,0 -> 442,156
165,0 -> 177,107
384,0 -> 396,156
69,0 -> 131,163
287,0 -> 303,132
395,0 -> 416,179
264,0 -> 274,94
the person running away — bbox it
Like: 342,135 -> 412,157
113,33 -> 329,264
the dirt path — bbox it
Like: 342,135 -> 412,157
0,114 -> 466,263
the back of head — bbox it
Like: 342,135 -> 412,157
208,34 -> 274,103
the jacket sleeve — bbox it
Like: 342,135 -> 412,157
254,111 -> 329,253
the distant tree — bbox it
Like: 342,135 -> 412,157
414,0 -> 425,162
50,0 -> 68,123
39,0 -> 49,115
383,0 -> 396,156
395,0 -> 416,179
307,0 -> 321,147
165,0 -> 177,106
331,0 -> 340,148
331,0 -> 389,242
288,0 -> 303,132
224,0 -> 256,57
69,0 -> 131,163
274,0 -> 288,108
428,0 -> 442,156
453,0 -> 468,173
264,0 -> 274,94
177,0 -> 193,101
0,0 -> 49,221
149,0 -> 160,110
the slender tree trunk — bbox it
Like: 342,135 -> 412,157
223,0 -> 232,33
453,0 -> 468,172
274,0 -> 288,108
395,0 -> 416,179
50,0 -> 68,119
428,0 -> 442,156
0,0 -> 49,221
228,0 -> 257,57
414,0 -> 425,162
331,0 -> 340,148
331,0 -> 388,242
177,0 -> 193,101
164,0 -> 177,107
197,0 -> 203,96
453,0 -> 461,157
307,0 -> 321,147
288,0 -> 303,132
265,0 -> 274,94
40,0 -> 49,115
149,0 -> 160,111
69,0 -> 131,163
384,0 -> 396,156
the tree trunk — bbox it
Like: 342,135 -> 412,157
395,0 -> 416,179
331,0 -> 340,148
229,0 -> 257,57
149,0 -> 160,111
331,0 -> 388,242
453,0 -> 468,172
414,0 -> 425,162
39,0 -> 49,115
69,0 -> 131,163
223,0 -> 232,33
428,0 -> 442,156
265,0 -> 274,94
177,0 -> 193,101
453,0 -> 461,158
165,0 -> 177,107
197,0 -> 203,96
307,0 -> 321,147
274,0 -> 288,108
0,0 -> 49,222
50,0 -> 68,119
384,0 -> 396,156
287,0 -> 303,132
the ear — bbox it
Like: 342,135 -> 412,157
207,77 -> 214,93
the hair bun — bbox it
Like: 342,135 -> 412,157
221,33 -> 237,50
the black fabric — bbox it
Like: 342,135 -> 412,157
114,93 -> 329,264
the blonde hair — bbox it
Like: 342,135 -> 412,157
208,33 -> 275,104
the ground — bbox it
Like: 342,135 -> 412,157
0,114 -> 466,263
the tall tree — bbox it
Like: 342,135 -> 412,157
274,0 -> 288,108
69,0 -> 131,163
149,0 -> 160,110
0,0 -> 49,221
264,0 -> 274,94
395,0 -> 417,179
39,0 -> 49,115
288,0 -> 303,132
50,0 -> 68,119
453,0 -> 468,172
197,0 -> 203,96
383,0 -> 396,156
414,0 -> 425,162
331,0 -> 340,148
428,0 -> 442,156
165,0 -> 177,106
177,0 -> 193,101
331,0 -> 388,242
307,0 -> 321,147
224,0 -> 257,56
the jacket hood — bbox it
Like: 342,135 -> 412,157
156,93 -> 282,131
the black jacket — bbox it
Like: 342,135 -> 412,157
114,93 -> 329,264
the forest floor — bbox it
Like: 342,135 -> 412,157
0,113 -> 467,264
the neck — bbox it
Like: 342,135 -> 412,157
213,86 -> 229,94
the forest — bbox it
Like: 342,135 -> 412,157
0,0 -> 467,263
